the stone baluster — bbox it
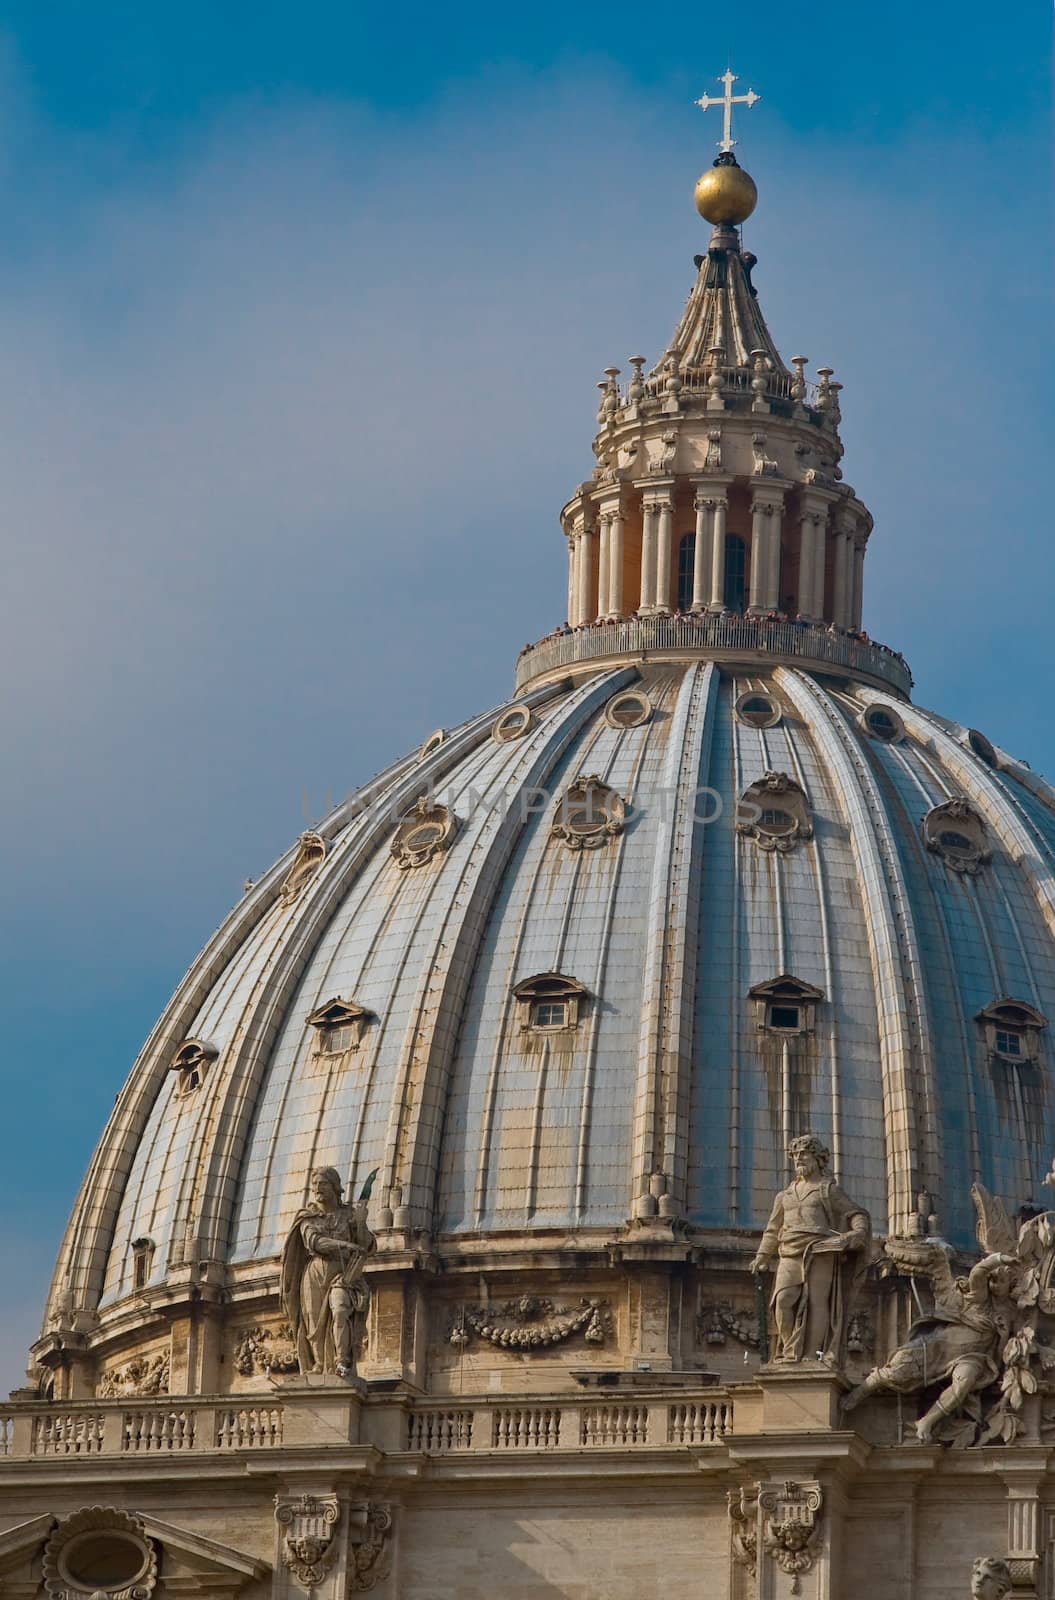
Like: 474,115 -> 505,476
654,497 -> 673,615
707,494 -> 728,612
691,489 -> 712,612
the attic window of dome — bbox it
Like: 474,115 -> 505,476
169,1037 -> 218,1095
513,973 -> 587,1035
45,1510 -> 158,1600
737,771 -> 813,853
130,1237 -> 155,1291
749,975 -> 824,1037
391,797 -> 457,869
307,996 -> 372,1057
862,704 -> 904,744
923,799 -> 991,874
551,774 -> 626,850
976,999 -> 1047,1065
967,728 -> 998,767
606,690 -> 653,728
493,705 -> 534,743
735,691 -> 781,730
419,728 -> 447,760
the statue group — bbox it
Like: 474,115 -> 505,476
754,1131 -> 1055,1451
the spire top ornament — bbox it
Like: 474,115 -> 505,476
695,69 -> 761,153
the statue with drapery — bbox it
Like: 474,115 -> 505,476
280,1166 -> 378,1378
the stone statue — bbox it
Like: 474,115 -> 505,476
970,1557 -> 1012,1599
749,1133 -> 871,1363
280,1166 -> 377,1379
841,1235 -> 1014,1442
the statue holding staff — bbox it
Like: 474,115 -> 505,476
281,1166 -> 378,1378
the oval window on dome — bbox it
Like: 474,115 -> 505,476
605,690 -> 653,729
419,728 -> 447,760
492,705 -> 534,743
923,799 -> 991,874
391,797 -> 457,869
736,771 -> 813,854
735,691 -> 781,730
862,703 -> 904,744
967,728 -> 998,767
551,775 -> 625,850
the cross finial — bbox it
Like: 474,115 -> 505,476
695,69 -> 761,153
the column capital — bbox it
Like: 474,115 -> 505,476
750,496 -> 781,517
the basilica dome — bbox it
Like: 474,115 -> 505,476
37,145 -> 1055,1385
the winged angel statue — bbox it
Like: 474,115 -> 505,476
842,1182 -> 1055,1446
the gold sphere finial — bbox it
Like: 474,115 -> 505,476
694,152 -> 757,226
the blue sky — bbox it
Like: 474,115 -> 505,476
0,3 -> 1051,1387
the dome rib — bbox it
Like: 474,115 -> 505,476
664,237 -> 788,375
630,662 -> 717,1219
380,668 -> 638,1233
778,669 -> 935,1233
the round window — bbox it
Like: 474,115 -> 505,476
605,691 -> 652,729
968,729 -> 997,767
493,706 -> 534,742
939,830 -> 974,854
863,704 -> 904,743
735,691 -> 781,730
60,1533 -> 150,1593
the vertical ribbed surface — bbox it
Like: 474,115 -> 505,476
51,661 -> 1055,1324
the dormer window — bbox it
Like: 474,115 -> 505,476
976,1000 -> 1047,1065
923,799 -> 991,874
131,1237 -> 155,1291
307,997 -> 373,1057
169,1038 -> 218,1095
749,975 -> 824,1037
513,973 -> 587,1035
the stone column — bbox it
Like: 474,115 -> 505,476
578,519 -> 597,622
566,533 -> 578,624
608,504 -> 626,618
832,514 -> 854,628
851,538 -> 866,630
596,512 -> 612,620
749,495 -> 783,613
707,493 -> 728,611
691,488 -> 712,612
639,497 -> 658,614
798,494 -> 831,621
654,496 -> 673,615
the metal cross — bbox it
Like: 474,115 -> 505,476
695,70 -> 761,153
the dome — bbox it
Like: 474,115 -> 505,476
36,111 -> 1055,1397
44,659 -> 1055,1334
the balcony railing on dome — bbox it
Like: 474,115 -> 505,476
515,614 -> 912,697
0,1389 -> 733,1463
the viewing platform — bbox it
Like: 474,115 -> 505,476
515,613 -> 913,697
